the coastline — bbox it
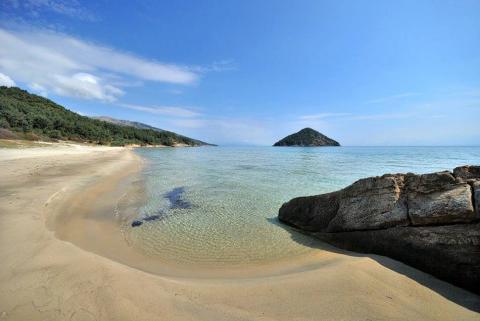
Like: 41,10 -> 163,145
0,144 -> 479,320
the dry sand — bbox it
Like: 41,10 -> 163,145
0,144 -> 479,321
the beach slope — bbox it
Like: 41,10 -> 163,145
0,144 -> 478,321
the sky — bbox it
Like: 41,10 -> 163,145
0,0 -> 479,146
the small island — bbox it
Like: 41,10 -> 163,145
273,127 -> 340,147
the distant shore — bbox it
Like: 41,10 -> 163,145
0,143 -> 478,321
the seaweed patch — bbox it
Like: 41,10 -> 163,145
131,187 -> 192,228
131,220 -> 143,227
164,187 -> 191,209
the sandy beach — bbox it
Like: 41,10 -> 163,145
0,145 -> 479,321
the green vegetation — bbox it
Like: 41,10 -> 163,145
0,86 -> 211,146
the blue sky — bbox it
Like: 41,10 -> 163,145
0,0 -> 479,145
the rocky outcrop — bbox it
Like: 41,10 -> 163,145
454,165 -> 480,220
473,181 -> 480,219
328,174 -> 409,232
273,128 -> 340,147
314,223 -> 480,295
278,165 -> 480,294
406,171 -> 475,225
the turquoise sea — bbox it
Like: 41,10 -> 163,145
125,146 -> 480,267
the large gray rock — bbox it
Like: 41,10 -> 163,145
278,166 -> 480,294
278,192 -> 339,232
473,181 -> 480,219
280,169 -> 477,233
406,172 -> 475,225
327,174 -> 408,232
453,165 -> 480,220
407,183 -> 474,225
453,165 -> 480,181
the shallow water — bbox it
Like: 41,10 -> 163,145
125,146 -> 480,267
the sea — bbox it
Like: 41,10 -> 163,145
123,146 -> 480,267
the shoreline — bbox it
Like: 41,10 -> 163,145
46,145 -> 349,279
0,144 -> 479,320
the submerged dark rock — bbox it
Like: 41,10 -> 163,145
131,187 -> 192,228
131,214 -> 163,228
143,214 -> 161,221
273,128 -> 340,147
164,187 -> 191,209
278,165 -> 480,294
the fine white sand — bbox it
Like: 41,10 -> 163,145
0,144 -> 478,321
0,141 -> 123,161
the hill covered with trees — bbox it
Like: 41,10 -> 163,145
91,116 -> 166,132
0,86 -> 213,146
273,128 -> 340,147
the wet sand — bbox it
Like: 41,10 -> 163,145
0,145 -> 479,321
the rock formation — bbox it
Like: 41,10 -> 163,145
273,128 -> 340,147
278,165 -> 480,294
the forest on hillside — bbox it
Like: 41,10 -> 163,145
0,86 -> 209,146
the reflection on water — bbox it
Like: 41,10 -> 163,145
123,146 -> 480,266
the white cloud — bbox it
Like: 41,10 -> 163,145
0,72 -> 15,87
119,103 -> 201,118
0,27 -> 198,101
30,83 -> 48,97
52,73 -> 124,102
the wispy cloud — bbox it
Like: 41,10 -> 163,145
118,103 -> 201,118
169,118 -> 207,128
298,111 -> 415,121
298,111 -> 444,123
298,112 -> 352,120
0,27 -> 199,101
0,72 -> 16,87
365,92 -> 419,104
1,0 -> 96,21
191,59 -> 237,72
348,112 -> 417,120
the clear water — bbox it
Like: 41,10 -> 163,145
126,146 -> 480,267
